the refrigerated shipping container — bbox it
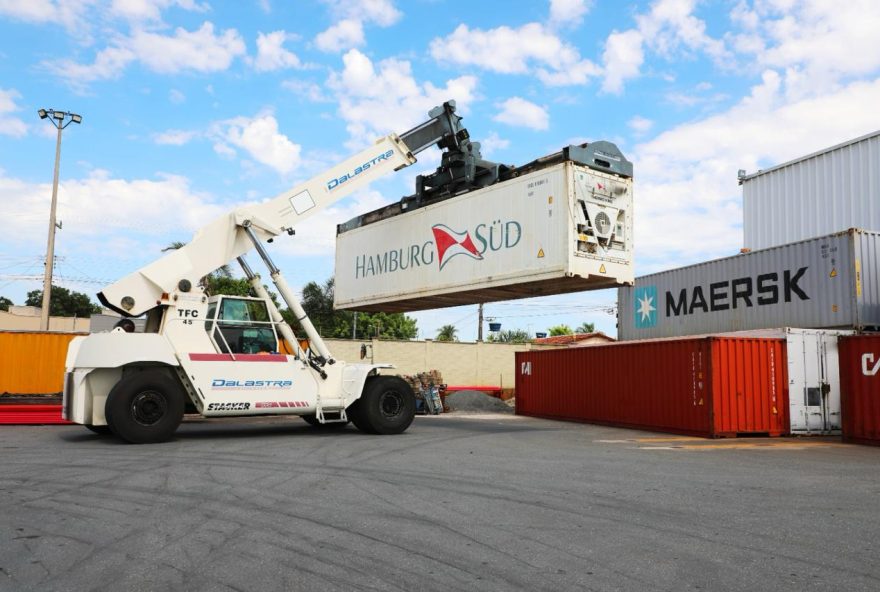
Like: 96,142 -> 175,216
618,229 -> 880,341
335,156 -> 634,312
742,129 -> 880,251
839,334 -> 880,446
515,337 -> 789,438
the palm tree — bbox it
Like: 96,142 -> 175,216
548,324 -> 573,336
576,322 -> 595,334
436,324 -> 458,341
162,241 -> 232,279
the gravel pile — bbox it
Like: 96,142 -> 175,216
444,390 -> 514,414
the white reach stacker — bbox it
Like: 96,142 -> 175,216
63,100 -> 633,443
63,101 -> 512,443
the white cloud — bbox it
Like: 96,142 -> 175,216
632,74 -> 880,268
153,129 -> 198,145
627,115 -> 653,134
0,0 -> 96,37
493,97 -> 549,131
168,88 -> 185,103
0,169 -> 226,253
430,23 -> 600,87
601,0 -> 727,94
252,30 -> 303,71
109,0 -> 209,22
44,22 -> 246,88
314,0 -> 401,53
282,79 -> 331,102
549,0 -> 592,27
327,49 -> 478,147
726,0 -> 880,96
211,112 -> 302,175
0,88 -> 28,137
314,19 -> 364,53
479,132 -> 510,157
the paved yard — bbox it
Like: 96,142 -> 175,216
1,413 -> 878,591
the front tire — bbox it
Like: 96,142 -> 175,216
105,370 -> 184,444
349,376 -> 415,435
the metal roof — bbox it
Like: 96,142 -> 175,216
741,128 -> 880,182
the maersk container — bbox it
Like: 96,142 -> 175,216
742,129 -> 880,251
618,229 -> 880,341
334,158 -> 633,312
515,337 -> 789,438
839,334 -> 880,446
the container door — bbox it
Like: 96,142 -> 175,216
819,333 -> 842,432
788,331 -> 840,434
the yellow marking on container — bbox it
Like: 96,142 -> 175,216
548,196 -> 553,204
832,304 -> 839,313
599,264 -> 606,274
855,259 -> 862,297
537,248 -> 545,258
830,267 -> 837,278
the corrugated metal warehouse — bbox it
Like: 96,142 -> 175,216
742,130 -> 880,251
618,229 -> 880,341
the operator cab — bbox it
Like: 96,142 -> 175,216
204,296 -> 278,354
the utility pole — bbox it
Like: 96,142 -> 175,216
477,302 -> 484,342
37,109 -> 82,331
352,311 -> 358,339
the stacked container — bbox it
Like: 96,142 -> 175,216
839,334 -> 880,446
515,337 -> 789,438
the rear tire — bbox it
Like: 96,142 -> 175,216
105,370 -> 185,444
350,376 -> 415,435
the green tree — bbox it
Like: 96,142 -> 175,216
163,241 -> 235,294
436,324 -> 458,341
548,324 -> 573,336
488,329 -> 531,343
576,322 -> 595,334
25,286 -> 101,317
0,296 -> 11,312
293,277 -> 418,340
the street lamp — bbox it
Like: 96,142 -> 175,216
38,108 -> 82,331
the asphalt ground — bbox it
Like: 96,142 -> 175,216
1,413 -> 878,592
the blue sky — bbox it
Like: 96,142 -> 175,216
1,0 -> 879,340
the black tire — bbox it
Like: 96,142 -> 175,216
349,376 -> 415,435
85,424 -> 112,435
301,414 -> 349,429
105,370 -> 185,444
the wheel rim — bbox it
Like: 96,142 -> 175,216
378,389 -> 405,420
131,390 -> 167,426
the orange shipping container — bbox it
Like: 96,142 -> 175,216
0,331 -> 86,396
516,337 -> 789,438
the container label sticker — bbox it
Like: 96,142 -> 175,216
634,285 -> 658,329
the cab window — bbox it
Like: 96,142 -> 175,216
211,298 -> 277,354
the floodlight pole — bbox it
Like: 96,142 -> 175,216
38,109 -> 81,331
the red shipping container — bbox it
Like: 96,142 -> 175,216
839,335 -> 880,446
516,337 -> 789,438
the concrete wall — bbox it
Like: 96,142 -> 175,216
325,339 -> 561,388
0,311 -> 90,332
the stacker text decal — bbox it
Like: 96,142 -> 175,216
327,150 -> 395,191
353,219 -> 521,278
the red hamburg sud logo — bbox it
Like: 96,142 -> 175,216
431,224 -> 483,270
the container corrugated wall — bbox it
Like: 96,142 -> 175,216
839,334 -> 880,446
0,331 -> 84,396
618,230 -> 880,340
515,337 -> 788,438
743,130 -> 880,251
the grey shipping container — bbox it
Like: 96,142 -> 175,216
742,129 -> 880,251
618,229 -> 880,340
